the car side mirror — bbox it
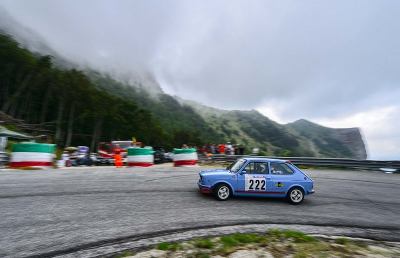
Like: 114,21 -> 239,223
239,170 -> 246,175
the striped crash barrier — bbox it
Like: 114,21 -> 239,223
173,148 -> 198,166
10,142 -> 55,168
127,147 -> 154,167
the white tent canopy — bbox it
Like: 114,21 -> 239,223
0,126 -> 32,140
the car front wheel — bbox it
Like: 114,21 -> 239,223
287,187 -> 304,205
214,184 -> 231,201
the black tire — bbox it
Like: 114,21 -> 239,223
287,187 -> 305,205
213,184 -> 231,201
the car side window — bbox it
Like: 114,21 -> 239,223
243,162 -> 269,174
270,163 -> 294,175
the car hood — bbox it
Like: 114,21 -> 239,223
200,169 -> 232,177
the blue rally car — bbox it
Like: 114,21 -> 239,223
198,158 -> 314,204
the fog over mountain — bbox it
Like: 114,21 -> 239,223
1,0 -> 399,159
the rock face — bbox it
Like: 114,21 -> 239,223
287,119 -> 367,159
335,128 -> 368,160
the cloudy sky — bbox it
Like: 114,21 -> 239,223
1,0 -> 399,159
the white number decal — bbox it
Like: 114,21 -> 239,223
245,175 -> 266,191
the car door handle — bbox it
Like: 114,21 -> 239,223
265,177 -> 271,180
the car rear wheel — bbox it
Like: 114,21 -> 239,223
287,187 -> 304,205
214,184 -> 231,201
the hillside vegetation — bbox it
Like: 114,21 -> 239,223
0,33 -> 367,158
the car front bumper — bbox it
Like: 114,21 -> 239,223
198,181 -> 212,194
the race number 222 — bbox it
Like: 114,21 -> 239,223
246,176 -> 266,191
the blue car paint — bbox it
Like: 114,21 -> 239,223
198,157 -> 314,198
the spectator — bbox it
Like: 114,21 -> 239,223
114,144 -> 123,168
218,144 -> 225,154
226,142 -> 233,155
239,145 -> 245,155
210,144 -> 216,154
61,151 -> 71,167
234,144 -> 239,155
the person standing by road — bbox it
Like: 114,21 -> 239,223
210,144 -> 216,154
114,144 -> 123,168
218,144 -> 225,154
239,144 -> 245,155
226,142 -> 233,155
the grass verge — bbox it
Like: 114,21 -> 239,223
114,229 -> 399,258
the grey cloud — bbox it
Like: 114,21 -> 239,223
1,1 -> 400,133
152,0 -> 400,120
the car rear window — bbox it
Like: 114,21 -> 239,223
270,162 -> 294,175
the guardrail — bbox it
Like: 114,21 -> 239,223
1,152 -> 398,171
200,154 -> 400,171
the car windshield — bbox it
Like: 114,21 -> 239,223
228,159 -> 246,172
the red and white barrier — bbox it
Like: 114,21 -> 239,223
10,143 -> 55,168
127,147 -> 154,167
173,148 -> 198,166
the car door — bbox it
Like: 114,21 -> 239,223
269,162 -> 296,195
236,161 -> 274,195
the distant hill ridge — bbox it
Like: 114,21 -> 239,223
176,98 -> 367,159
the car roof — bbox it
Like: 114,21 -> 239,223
239,157 -> 288,163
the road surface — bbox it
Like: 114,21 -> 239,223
0,165 -> 399,257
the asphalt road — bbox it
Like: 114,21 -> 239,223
0,165 -> 399,257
